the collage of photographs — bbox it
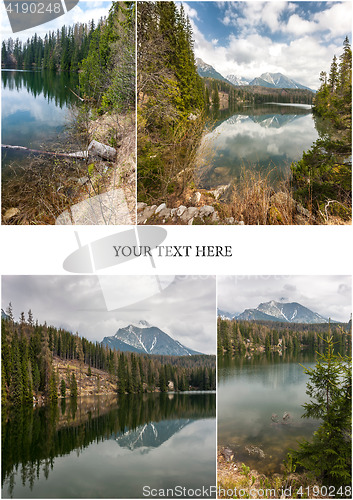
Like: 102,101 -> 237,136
0,1 -> 352,500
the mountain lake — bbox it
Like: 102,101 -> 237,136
197,102 -> 320,189
2,392 -> 216,498
1,69 -> 80,182
218,351 -> 320,475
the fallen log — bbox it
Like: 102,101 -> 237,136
87,140 -> 117,161
2,140 -> 117,161
2,144 -> 87,159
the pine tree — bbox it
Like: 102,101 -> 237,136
293,334 -> 351,486
70,372 -> 78,398
60,378 -> 66,397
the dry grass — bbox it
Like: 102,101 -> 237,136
218,448 -> 332,499
2,111 -> 136,225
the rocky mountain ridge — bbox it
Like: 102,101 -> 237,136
235,300 -> 331,323
196,58 -> 314,91
102,321 -> 201,356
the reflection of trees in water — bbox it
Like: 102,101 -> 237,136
218,350 -> 319,387
1,70 -> 79,109
1,393 -> 215,495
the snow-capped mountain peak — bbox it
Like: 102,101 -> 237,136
102,322 -> 201,356
237,300 -> 331,324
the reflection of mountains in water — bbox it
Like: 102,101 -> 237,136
2,392 -> 216,493
223,113 -> 305,129
213,105 -> 312,130
115,419 -> 192,451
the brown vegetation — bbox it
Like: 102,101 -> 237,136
218,448 -> 330,499
2,112 -> 136,225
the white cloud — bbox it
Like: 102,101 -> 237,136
218,276 -> 352,322
182,2 -> 199,20
0,1 -> 111,43
192,2 -> 349,89
1,275 -> 216,354
313,2 -> 352,37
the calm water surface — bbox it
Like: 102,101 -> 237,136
1,70 -> 79,179
198,103 -> 319,189
218,353 -> 319,474
2,392 -> 216,498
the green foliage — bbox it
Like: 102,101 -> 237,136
60,379 -> 66,397
217,317 -> 351,357
292,38 -> 352,220
80,1 -> 135,112
2,21 -> 96,71
292,334 -> 352,487
2,308 -> 216,404
137,1 -> 206,202
70,373 -> 78,398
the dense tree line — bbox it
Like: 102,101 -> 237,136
203,78 -> 314,109
217,317 -> 351,357
137,1 -> 206,202
79,1 -> 135,112
1,21 -> 97,71
2,392 -> 215,494
1,306 -> 215,407
1,1 -> 135,115
292,37 -> 352,221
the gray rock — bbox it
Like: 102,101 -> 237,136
210,211 -> 220,223
296,203 -> 311,218
181,207 -> 199,223
191,192 -> 201,205
222,447 -> 234,462
199,205 -> 215,217
176,205 -> 187,217
210,184 -> 230,200
155,203 -> 167,214
137,202 -> 147,211
170,208 -> 178,217
225,217 -> 235,225
138,205 -> 157,223
158,208 -> 171,219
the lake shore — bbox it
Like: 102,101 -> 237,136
217,448 -> 333,499
2,111 -> 136,225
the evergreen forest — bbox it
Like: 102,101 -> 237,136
1,307 -> 216,409
2,1 -> 136,225
217,317 -> 351,357
137,1 -> 205,202
292,37 -> 352,222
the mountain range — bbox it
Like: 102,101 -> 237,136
101,321 -> 201,356
196,58 -> 313,91
220,300 -> 332,324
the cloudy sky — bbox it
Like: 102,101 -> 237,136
183,1 -> 352,89
1,1 -> 112,42
218,275 -> 352,322
1,275 -> 216,354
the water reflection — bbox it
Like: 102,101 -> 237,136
2,393 -> 216,498
1,70 -> 80,177
218,353 -> 319,475
199,103 -> 319,189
